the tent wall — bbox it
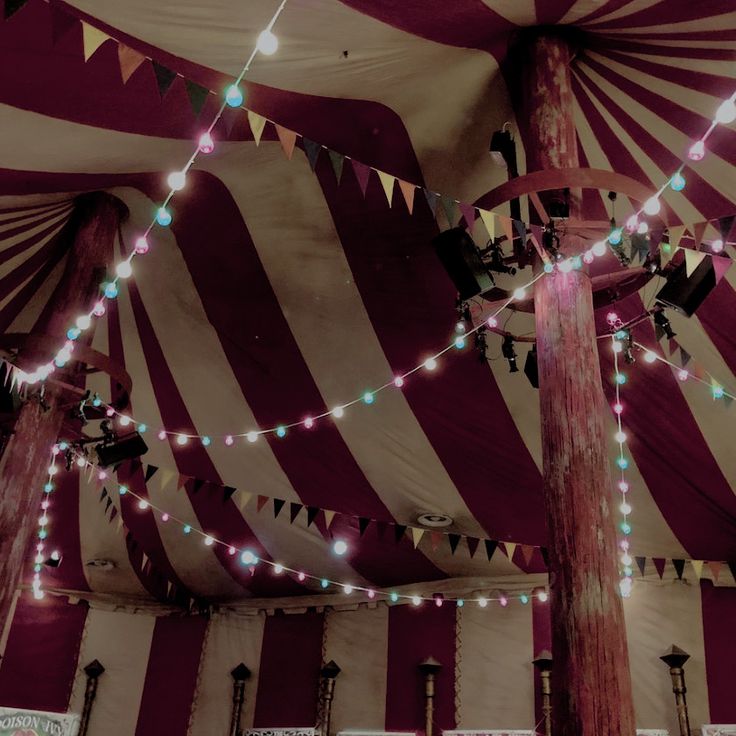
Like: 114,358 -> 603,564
0,582 -> 733,736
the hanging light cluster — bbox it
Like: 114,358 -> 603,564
12,0 -> 289,387
69,455 -> 548,610
31,447 -> 63,600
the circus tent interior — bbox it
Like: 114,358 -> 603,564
0,0 -> 734,734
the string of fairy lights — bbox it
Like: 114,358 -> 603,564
60,452 -> 548,609
31,449 -> 60,599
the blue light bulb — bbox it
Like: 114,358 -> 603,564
201,435 -> 211,446
119,485 -> 128,495
617,456 -> 629,470
156,207 -> 172,226
184,525 -> 192,534
138,424 -> 147,433
609,228 -> 623,245
363,391 -> 375,404
456,599 -> 464,607
320,578 -> 329,589
621,521 -> 631,535
454,336 -> 466,349
519,594 -> 529,605
67,327 -> 81,340
390,591 -> 399,603
225,84 -> 244,107
543,262 -> 554,273
276,426 -> 286,438
670,172 -> 686,192
615,373 -> 627,385
104,282 -> 118,299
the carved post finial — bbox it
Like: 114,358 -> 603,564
319,660 -> 341,736
418,657 -> 442,736
229,663 -> 251,736
78,659 -> 105,736
533,651 -> 553,736
660,645 -> 691,736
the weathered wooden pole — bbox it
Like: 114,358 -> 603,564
418,656 -> 442,736
0,192 -> 126,630
520,33 -> 637,736
532,650 -> 553,736
660,645 -> 692,736
229,662 -> 251,736
78,658 -> 105,736
319,659 -> 341,736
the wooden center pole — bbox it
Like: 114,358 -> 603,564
0,192 -> 126,631
520,34 -> 636,735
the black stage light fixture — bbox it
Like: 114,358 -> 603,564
44,550 -> 62,568
95,431 -> 149,467
489,127 -> 516,169
502,335 -> 518,373
655,257 -> 716,317
524,343 -> 538,388
653,309 -> 676,339
432,227 -> 495,300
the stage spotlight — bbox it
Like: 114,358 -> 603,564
95,431 -> 149,467
524,343 -> 538,388
653,309 -> 676,339
502,335 -> 518,373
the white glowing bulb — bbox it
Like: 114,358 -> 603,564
637,221 -> 649,234
274,563 -> 284,574
138,499 -> 149,510
257,29 -> 279,55
33,589 -> 45,600
612,341 -> 623,354
119,415 -> 131,427
537,590 -> 548,602
204,535 -> 214,546
620,502 -> 632,515
644,351 -> 657,363
241,550 -> 257,565
711,239 -> 724,253
39,515 -> 48,526
176,434 -> 188,445
643,196 -> 661,216
715,98 -> 736,124
592,241 -> 608,257
423,357 -> 437,371
332,406 -> 345,418
625,214 -> 639,232
116,260 -> 132,279
167,171 -> 186,191
48,465 -> 58,476
478,597 -> 488,608
246,431 -> 258,443
412,595 -> 422,606
558,259 -> 573,273
76,456 -> 86,468
333,539 -> 348,556
621,553 -> 633,566
343,584 -> 354,595
512,287 -> 526,301
76,315 -> 91,330
614,430 -> 627,444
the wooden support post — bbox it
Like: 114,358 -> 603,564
520,33 -> 637,736
532,651 -> 553,736
418,657 -> 442,736
660,645 -> 692,736
229,663 -> 252,736
318,659 -> 341,736
0,192 -> 126,630
78,659 -> 105,736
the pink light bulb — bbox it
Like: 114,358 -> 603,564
106,408 -> 115,417
393,376 -> 405,388
298,572 -> 306,581
678,369 -> 689,381
135,236 -> 149,255
583,251 -> 594,264
93,301 -> 106,317
161,513 -> 169,522
225,435 -> 234,446
367,589 -> 376,599
198,132 -> 215,154
157,430 -> 167,441
613,403 -> 623,415
487,316 -> 498,328
228,546 -> 236,555
688,140 -> 705,161
98,470 -> 107,480
606,312 -> 619,325
711,239 -> 724,253
303,417 -> 314,429
499,595 -> 508,607
625,214 -> 638,233
619,481 -> 629,493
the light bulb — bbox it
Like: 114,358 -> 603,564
201,436 -> 210,446
612,341 -> 623,353
303,417 -> 314,429
537,590 -> 548,602
104,282 -> 118,299
715,98 -> 736,124
167,171 -> 186,192
241,550 -> 257,565
198,131 -> 214,154
621,553 -> 633,566
456,598 -> 464,607
608,229 -> 623,245
670,172 -> 686,192
321,578 -> 329,589
544,262 -> 555,273
613,402 -> 623,415
274,563 -> 284,574
678,369 -> 689,381
644,351 -> 657,363
390,591 -> 399,602
247,431 -> 258,443
228,546 -> 236,555
363,391 -> 375,404
76,315 -> 91,330
119,415 -> 131,427
344,584 -> 353,595
688,140 -> 705,161
116,260 -> 132,279
76,456 -> 86,467
276,426 -> 287,438
393,376 -> 405,388
424,357 -> 437,371
711,239 -> 724,253
454,336 -> 466,349
367,589 -> 376,599
499,595 -> 508,607
135,236 -> 149,255
93,301 -> 106,317
643,197 -> 661,216
620,502 -> 632,515
615,373 -> 627,385
257,29 -> 279,55
519,594 -> 529,605
138,499 -> 149,510
176,434 -> 188,445
204,535 -> 214,546
478,597 -> 488,608
583,251 -> 594,264
618,481 -> 629,493
592,240 -> 608,257
412,595 -> 421,606
332,406 -> 345,418
298,572 -> 306,581
637,221 -> 649,234
48,465 -> 58,476
558,259 -> 573,273
625,214 -> 639,232
156,207 -> 172,226
225,84 -> 244,107
512,287 -> 526,300
615,430 -> 627,443
333,539 -> 348,556
118,485 -> 128,495
225,435 -> 234,446
487,316 -> 498,328
161,513 -> 169,522
157,430 -> 167,440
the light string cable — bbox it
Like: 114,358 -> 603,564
13,0 -> 289,386
71,454 -> 549,610
31,446 -> 63,599
93,271 -> 548,444
634,341 -> 736,401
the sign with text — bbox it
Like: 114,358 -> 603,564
702,728 -> 736,736
0,707 -> 79,736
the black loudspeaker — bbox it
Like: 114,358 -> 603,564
432,227 -> 494,300
96,432 -> 149,467
655,257 -> 717,317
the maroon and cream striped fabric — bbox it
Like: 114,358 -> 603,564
0,585 -> 734,734
0,1 -> 734,604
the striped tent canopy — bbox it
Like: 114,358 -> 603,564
0,0 -> 735,608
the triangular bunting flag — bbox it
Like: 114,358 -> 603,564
459,203 -> 475,230
540,547 -> 549,568
479,209 -> 495,241
521,544 -> 535,566
513,220 -> 527,249
499,215 -> 514,248
448,533 -> 461,554
192,478 -> 205,494
440,195 -> 458,227
166,581 -> 174,598
376,521 -> 388,539
328,150 -> 344,182
184,78 -> 209,116
398,180 -> 415,214
423,189 -> 438,216
351,160 -> 372,196
109,506 -> 118,522
158,469 -> 177,493
223,486 -> 237,502
257,495 -> 269,513
484,539 -> 498,561
672,559 -> 685,580
302,139 -> 321,171
690,559 -> 704,580
358,517 -> 371,537
635,556 -> 647,576
105,497 -> 112,513
141,553 -> 149,572
273,498 -> 285,518
377,171 -> 395,206
718,215 -> 735,241
236,490 -> 251,512
99,487 -> 108,502
151,61 -> 177,99
684,248 -> 706,277
50,4 -> 76,44
679,348 -> 691,368
289,502 -> 302,523
466,536 -> 479,558
176,474 -> 189,491
394,524 -> 407,542
653,558 -> 666,579
247,111 -> 267,145
430,531 -> 442,552
712,255 -> 732,284
4,0 -> 28,19
118,44 -> 147,84
82,22 -> 110,62
306,507 -> 319,527
693,221 -> 707,249
504,541 -> 517,563
144,464 -> 159,483
708,560 -> 722,582
411,527 -> 424,548
669,226 -> 686,250
324,509 -> 336,529
275,126 -> 297,160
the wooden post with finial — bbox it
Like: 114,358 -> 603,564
78,659 -> 105,736
229,663 -> 251,736
418,656 -> 442,736
660,645 -> 692,736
